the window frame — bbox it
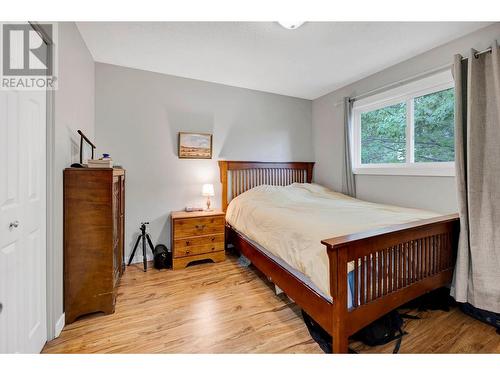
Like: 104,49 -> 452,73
352,70 -> 455,176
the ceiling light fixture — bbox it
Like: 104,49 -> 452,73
277,21 -> 305,30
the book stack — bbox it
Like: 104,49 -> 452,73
185,207 -> 204,212
87,159 -> 113,168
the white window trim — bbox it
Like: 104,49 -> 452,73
352,70 -> 455,177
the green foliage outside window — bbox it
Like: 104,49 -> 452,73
414,88 -> 454,162
360,88 -> 454,164
361,103 -> 406,164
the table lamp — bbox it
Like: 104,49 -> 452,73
202,183 -> 215,211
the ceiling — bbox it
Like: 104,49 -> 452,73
77,22 -> 491,100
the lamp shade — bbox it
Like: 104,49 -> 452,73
202,183 -> 215,197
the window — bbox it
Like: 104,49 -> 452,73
352,71 -> 455,176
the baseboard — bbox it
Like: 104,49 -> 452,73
54,313 -> 65,338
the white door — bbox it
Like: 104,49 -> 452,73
0,30 -> 47,353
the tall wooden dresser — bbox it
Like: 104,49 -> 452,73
63,168 -> 125,324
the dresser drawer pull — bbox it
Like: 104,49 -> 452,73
195,224 -> 206,230
186,250 -> 191,255
211,237 -> 215,241
211,247 -> 215,251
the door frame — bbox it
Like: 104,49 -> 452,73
29,21 -> 58,341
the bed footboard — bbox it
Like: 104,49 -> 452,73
321,213 -> 459,353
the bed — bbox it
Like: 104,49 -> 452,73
218,160 -> 459,353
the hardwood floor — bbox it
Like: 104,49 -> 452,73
43,253 -> 500,354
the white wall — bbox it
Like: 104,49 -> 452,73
312,23 -> 500,214
50,22 -> 95,336
95,63 -> 313,263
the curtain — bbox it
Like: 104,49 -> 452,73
451,42 -> 500,313
342,97 -> 356,197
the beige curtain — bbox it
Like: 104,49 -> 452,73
451,42 -> 500,313
342,98 -> 356,197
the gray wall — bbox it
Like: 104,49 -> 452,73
51,22 -> 95,335
95,63 -> 313,263
312,23 -> 500,214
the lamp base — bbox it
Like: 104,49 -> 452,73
204,196 -> 213,212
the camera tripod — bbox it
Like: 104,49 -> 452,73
128,222 -> 155,272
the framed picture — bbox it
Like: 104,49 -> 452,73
178,132 -> 213,159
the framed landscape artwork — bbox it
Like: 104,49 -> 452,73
178,132 -> 213,159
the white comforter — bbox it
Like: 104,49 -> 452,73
225,183 -> 439,298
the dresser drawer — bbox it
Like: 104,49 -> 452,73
174,239 -> 225,258
173,216 -> 225,238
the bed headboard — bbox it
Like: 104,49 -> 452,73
218,160 -> 315,211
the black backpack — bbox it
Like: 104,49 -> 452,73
153,244 -> 171,269
302,309 -> 416,353
351,310 -> 406,352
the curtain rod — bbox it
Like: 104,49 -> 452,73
463,47 -> 492,60
348,63 -> 451,103
347,47 -> 493,104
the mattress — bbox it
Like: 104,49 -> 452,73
225,183 -> 439,300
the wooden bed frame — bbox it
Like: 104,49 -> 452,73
218,160 -> 459,353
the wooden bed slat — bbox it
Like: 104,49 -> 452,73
441,234 -> 445,271
429,236 -> 433,275
411,241 -> 416,284
404,242 -> 408,288
427,236 -> 431,277
388,247 -> 393,294
360,256 -> 366,305
437,235 -> 441,274
377,251 -> 382,298
416,239 -> 420,281
396,244 -> 400,290
371,253 -> 377,301
430,236 -> 434,275
353,259 -> 359,308
422,238 -> 427,279
436,235 -> 440,274
431,236 -> 437,275
382,248 -> 388,296
366,256 -> 371,303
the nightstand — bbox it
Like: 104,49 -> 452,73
170,210 -> 226,270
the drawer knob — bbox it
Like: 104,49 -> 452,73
211,237 -> 215,241
211,247 -> 215,251
195,224 -> 206,230
186,250 -> 191,255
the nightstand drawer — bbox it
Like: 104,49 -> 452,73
174,240 -> 225,258
174,233 -> 224,249
173,216 -> 225,238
